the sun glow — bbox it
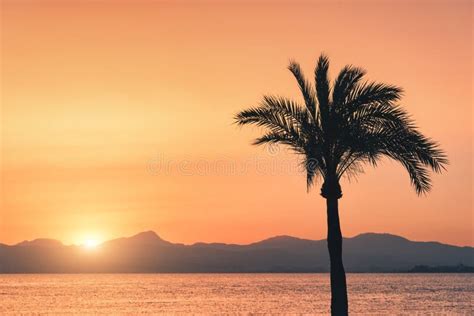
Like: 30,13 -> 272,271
82,238 -> 101,249
81,237 -> 102,250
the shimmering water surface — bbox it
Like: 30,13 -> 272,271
1,274 -> 472,315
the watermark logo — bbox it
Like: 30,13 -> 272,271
147,145 -> 302,177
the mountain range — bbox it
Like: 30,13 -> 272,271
0,231 -> 472,273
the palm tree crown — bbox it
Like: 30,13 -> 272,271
235,54 -> 447,197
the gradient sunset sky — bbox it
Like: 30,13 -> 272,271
1,0 -> 472,246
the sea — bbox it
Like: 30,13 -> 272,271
1,273 -> 472,315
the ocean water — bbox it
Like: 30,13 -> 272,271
0,274 -> 472,315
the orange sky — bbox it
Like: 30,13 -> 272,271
1,0 -> 472,246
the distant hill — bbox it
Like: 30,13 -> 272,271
0,231 -> 472,273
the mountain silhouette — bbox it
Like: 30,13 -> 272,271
16,238 -> 64,248
0,232 -> 472,273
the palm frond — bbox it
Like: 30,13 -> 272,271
348,102 -> 447,174
302,155 -> 324,190
332,65 -> 366,107
398,129 -> 448,173
234,96 -> 311,152
344,82 -> 403,116
315,54 -> 330,127
253,131 -> 305,154
338,123 -> 447,194
261,95 -> 311,129
288,61 -> 317,118
385,147 -> 432,194
234,106 -> 295,134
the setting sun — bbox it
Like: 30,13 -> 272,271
82,239 -> 101,249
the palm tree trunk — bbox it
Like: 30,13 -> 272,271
326,197 -> 348,315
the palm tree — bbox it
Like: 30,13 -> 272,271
234,54 -> 447,315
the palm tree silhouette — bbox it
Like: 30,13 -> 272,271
234,54 -> 447,315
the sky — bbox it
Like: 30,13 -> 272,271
1,0 -> 472,246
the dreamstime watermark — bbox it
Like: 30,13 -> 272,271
147,144 -> 311,177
